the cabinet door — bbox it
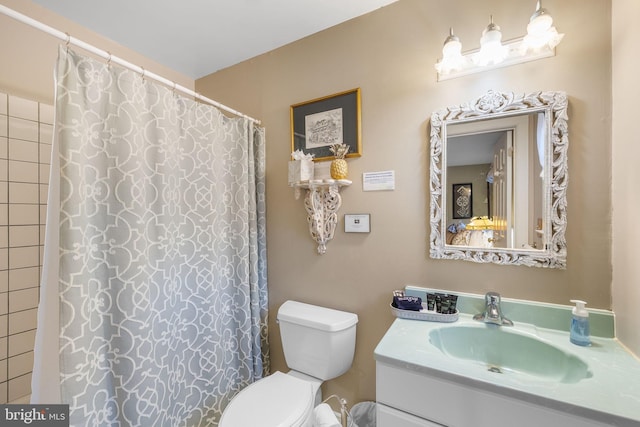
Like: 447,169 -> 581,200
377,403 -> 445,427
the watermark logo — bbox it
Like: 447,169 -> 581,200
1,405 -> 69,426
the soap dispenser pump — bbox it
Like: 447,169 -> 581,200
569,300 -> 590,346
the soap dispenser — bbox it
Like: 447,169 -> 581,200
569,300 -> 590,346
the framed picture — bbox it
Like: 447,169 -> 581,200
452,183 -> 472,219
290,88 -> 362,161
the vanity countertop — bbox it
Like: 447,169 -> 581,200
375,314 -> 640,426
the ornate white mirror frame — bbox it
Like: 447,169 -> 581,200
429,90 -> 569,268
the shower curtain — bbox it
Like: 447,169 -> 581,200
32,47 -> 269,426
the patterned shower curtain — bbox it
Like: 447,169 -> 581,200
33,47 -> 269,426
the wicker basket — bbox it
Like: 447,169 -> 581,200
390,303 -> 459,323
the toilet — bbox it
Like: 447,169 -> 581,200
219,300 -> 358,427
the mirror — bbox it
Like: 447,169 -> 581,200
429,91 -> 568,268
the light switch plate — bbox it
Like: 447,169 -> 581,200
344,214 -> 371,233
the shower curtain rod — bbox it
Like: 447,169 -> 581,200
0,4 -> 261,125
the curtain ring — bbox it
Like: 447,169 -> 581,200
64,32 -> 71,52
106,51 -> 112,67
140,66 -> 146,80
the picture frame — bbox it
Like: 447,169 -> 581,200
452,183 -> 472,219
290,88 -> 362,162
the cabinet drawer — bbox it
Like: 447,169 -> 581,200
376,361 -> 609,427
377,403 -> 444,427
376,361 -> 454,424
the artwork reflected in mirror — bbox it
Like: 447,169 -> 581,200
452,183 -> 472,219
429,91 -> 568,268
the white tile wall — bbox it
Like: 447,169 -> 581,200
39,143 -> 52,165
0,293 -> 7,315
9,288 -> 38,313
39,104 -> 54,125
9,246 -> 40,270
39,206 -> 47,225
39,124 -> 53,147
0,159 -> 7,181
8,96 -> 38,121
9,160 -> 39,183
8,373 -> 32,402
0,249 -> 7,272
9,309 -> 37,335
9,183 -> 39,205
9,267 -> 40,291
8,118 -> 38,142
0,92 -> 50,403
39,185 -> 48,205
0,227 -> 7,250
0,271 -> 7,293
9,204 -> 39,226
9,139 -> 39,163
0,93 -> 7,115
8,331 -> 36,357
8,351 -> 33,381
39,164 -> 50,184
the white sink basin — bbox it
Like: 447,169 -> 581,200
429,324 -> 592,383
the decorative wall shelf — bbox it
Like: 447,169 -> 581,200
293,179 -> 352,254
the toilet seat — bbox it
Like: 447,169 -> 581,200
219,371 -> 315,427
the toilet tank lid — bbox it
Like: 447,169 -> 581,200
277,301 -> 358,332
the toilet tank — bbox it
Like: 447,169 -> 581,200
277,301 -> 358,381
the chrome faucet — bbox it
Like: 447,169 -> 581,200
473,292 -> 513,326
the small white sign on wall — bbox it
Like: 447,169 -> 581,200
345,214 -> 371,233
363,170 -> 395,191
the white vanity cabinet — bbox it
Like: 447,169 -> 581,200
377,403 -> 442,427
376,361 -> 612,427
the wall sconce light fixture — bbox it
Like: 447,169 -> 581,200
435,1 -> 564,81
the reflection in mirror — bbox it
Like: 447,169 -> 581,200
429,91 -> 568,268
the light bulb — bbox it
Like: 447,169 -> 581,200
435,28 -> 465,74
523,1 -> 564,51
476,16 -> 507,66
442,37 -> 462,59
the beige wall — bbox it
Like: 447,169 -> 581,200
197,0 -> 614,404
0,0 -> 193,104
612,0 -> 640,357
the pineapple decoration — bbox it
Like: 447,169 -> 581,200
329,143 -> 350,180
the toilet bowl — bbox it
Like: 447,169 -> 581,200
219,301 -> 358,427
218,371 -> 319,426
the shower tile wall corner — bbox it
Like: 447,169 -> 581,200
0,92 -> 51,403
